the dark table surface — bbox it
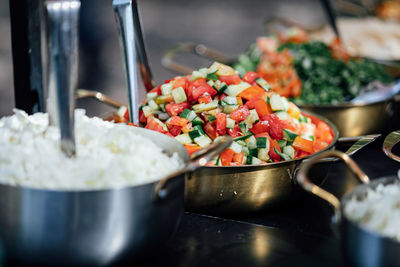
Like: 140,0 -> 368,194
136,135 -> 399,267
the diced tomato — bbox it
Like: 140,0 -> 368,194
219,94 -> 227,102
245,99 -> 258,109
250,121 -> 269,135
187,78 -> 207,101
204,122 -> 218,140
280,117 -> 300,134
227,125 -> 242,138
165,102 -> 189,116
216,113 -> 227,135
253,99 -> 271,117
181,122 -> 193,133
164,79 -> 172,84
219,74 -> 241,85
127,122 -> 137,127
296,150 -> 311,159
145,117 -> 167,134
168,125 -> 182,136
192,84 -> 217,101
233,152 -> 245,165
172,77 -> 188,90
238,85 -> 266,101
198,94 -> 213,104
293,136 -> 314,154
220,149 -> 235,166
168,116 -> 189,127
229,106 -> 250,122
255,132 -> 270,138
139,110 -> 146,123
265,114 -> 283,139
185,145 -> 202,156
313,139 -> 329,152
242,71 -> 260,84
315,121 -> 334,144
149,85 -> 162,95
269,138 -> 281,161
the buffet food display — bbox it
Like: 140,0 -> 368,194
0,109 -> 183,189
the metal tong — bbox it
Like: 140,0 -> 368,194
45,0 -> 80,157
112,0 -> 155,125
320,0 -> 341,41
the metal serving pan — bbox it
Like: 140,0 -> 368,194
77,90 -> 379,214
0,126 -> 231,266
161,41 -> 399,137
297,146 -> 400,267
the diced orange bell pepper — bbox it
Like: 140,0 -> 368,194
233,152 -> 245,165
220,149 -> 235,166
238,85 -> 266,101
292,136 -> 314,154
168,116 -> 189,127
253,99 -> 271,117
287,102 -> 301,119
185,145 -> 202,156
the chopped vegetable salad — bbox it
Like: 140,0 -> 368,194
118,62 -> 334,166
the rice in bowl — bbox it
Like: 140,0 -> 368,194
0,109 -> 184,190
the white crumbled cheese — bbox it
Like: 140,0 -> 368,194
0,109 -> 184,190
344,182 -> 400,241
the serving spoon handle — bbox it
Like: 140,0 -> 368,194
45,0 -> 80,157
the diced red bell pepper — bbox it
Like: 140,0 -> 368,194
204,122 -> 218,140
168,125 -> 182,136
139,110 -> 146,123
265,113 -> 283,140
172,77 -> 188,90
219,74 -> 241,85
238,85 -> 266,101
220,149 -> 235,166
192,84 -> 217,101
198,94 -> 213,104
145,117 -> 167,134
315,121 -> 334,144
227,125 -> 242,138
216,113 -> 227,135
149,85 -> 162,95
313,140 -> 329,152
229,106 -> 250,122
233,152 -> 245,165
242,71 -> 260,84
187,78 -> 207,101
250,120 -> 269,135
185,145 -> 202,156
165,102 -> 189,116
269,138 -> 281,161
168,116 -> 189,127
293,136 -> 314,154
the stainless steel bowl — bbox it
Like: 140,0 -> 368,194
297,150 -> 400,267
0,126 -> 231,266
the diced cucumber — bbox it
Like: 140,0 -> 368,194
190,69 -> 207,81
172,87 -> 187,104
189,125 -> 205,140
278,139 -> 287,149
226,117 -> 235,129
275,111 -> 288,120
256,137 -> 267,148
192,100 -> 218,113
117,105 -> 128,118
213,80 -> 228,93
224,82 -> 251,96
175,133 -> 192,145
180,109 -> 197,121
281,97 -> 289,111
246,135 -> 257,149
148,100 -> 159,111
230,142 -> 242,153
207,80 -> 215,87
223,105 -> 239,114
239,122 -> 248,134
221,96 -> 238,106
236,140 -> 246,146
142,106 -> 153,117
255,77 -> 271,91
158,112 -> 170,121
244,109 -> 259,125
234,133 -> 253,141
146,92 -> 158,101
242,146 -> 249,156
206,70 -> 219,81
274,148 -> 291,161
302,133 -> 315,141
283,146 -> 295,159
161,83 -> 173,95
298,114 -> 311,123
208,62 -> 235,76
270,94 -> 285,111
257,148 -> 270,161
206,114 -> 216,122
242,155 -> 247,165
155,95 -> 172,104
247,155 -> 262,165
194,135 -> 212,147
283,129 -> 299,141
248,148 -> 258,157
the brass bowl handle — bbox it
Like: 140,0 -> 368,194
383,130 -> 400,162
154,136 -> 233,201
76,89 -> 125,109
296,150 -> 370,220
162,42 -> 232,75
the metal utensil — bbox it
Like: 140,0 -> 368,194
383,130 -> 400,162
45,0 -> 80,157
0,126 -> 231,266
297,150 -> 400,267
113,0 -> 155,124
319,0 -> 341,41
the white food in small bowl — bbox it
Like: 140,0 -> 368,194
0,109 -> 184,190
344,182 -> 400,241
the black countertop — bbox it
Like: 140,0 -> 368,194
137,136 -> 399,267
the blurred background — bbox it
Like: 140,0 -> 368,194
0,0 -> 328,117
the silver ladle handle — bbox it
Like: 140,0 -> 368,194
45,0 -> 80,157
113,0 -> 140,125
